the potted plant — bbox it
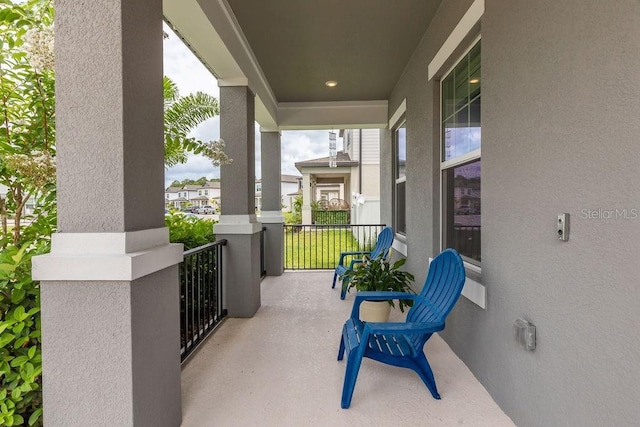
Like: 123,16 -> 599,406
342,255 -> 415,322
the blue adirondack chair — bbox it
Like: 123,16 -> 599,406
331,226 -> 394,299
337,248 -> 466,409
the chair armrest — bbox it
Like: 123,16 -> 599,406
347,259 -> 364,270
337,251 -> 371,266
364,321 -> 445,335
350,292 -> 417,319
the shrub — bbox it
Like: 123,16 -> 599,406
0,243 -> 46,427
165,213 -> 216,250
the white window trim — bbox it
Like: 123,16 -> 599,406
389,99 -> 406,129
441,148 -> 482,171
392,112 -> 408,238
428,0 -> 484,80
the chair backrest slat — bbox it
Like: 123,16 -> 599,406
370,227 -> 394,260
407,249 -> 466,325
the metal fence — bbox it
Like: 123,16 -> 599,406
179,240 -> 227,363
452,226 -> 481,262
284,224 -> 386,270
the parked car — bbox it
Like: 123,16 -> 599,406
181,206 -> 198,213
196,205 -> 215,214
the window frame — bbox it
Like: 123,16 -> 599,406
392,112 -> 407,238
439,36 -> 482,268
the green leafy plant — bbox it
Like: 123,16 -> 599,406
165,212 -> 216,250
0,243 -> 45,427
342,255 -> 415,312
162,75 -> 231,168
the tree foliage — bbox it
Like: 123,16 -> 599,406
0,2 -> 53,424
163,75 -> 231,168
170,176 -> 219,188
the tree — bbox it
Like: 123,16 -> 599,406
163,76 -> 231,168
0,3 -> 53,425
0,0 -> 55,248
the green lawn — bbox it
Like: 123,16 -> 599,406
284,227 -> 376,269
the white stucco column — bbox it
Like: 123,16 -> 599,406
215,84 -> 262,316
258,130 -> 284,276
302,172 -> 312,223
32,1 -> 182,425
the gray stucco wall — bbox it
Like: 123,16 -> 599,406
384,0 -> 640,425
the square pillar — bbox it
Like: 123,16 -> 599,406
32,1 -> 182,426
258,130 -> 284,276
216,84 -> 262,317
302,173 -> 313,224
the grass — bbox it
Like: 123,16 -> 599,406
284,227 -> 376,269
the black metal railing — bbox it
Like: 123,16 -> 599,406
452,226 -> 481,262
284,224 -> 386,270
179,240 -> 227,363
260,226 -> 267,278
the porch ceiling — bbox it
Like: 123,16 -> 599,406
226,0 -> 442,103
164,0 -> 443,129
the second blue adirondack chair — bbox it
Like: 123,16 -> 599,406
337,248 -> 466,409
331,226 -> 394,299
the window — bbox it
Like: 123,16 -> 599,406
394,120 -> 407,235
441,40 -> 481,264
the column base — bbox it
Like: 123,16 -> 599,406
215,216 -> 262,317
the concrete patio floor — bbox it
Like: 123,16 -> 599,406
181,271 -> 515,426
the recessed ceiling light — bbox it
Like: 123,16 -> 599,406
469,78 -> 480,84
325,80 -> 338,87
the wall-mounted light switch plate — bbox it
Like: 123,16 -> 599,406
513,318 -> 536,351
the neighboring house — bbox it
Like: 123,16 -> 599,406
279,174 -> 301,212
295,129 -> 380,224
255,174 -> 302,212
164,181 -> 221,209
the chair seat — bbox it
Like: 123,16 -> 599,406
335,265 -> 348,276
342,318 -> 415,358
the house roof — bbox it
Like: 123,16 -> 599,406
295,152 -> 358,169
281,174 -> 302,183
173,197 -> 189,202
191,196 -> 209,201
165,186 -> 182,193
203,181 -> 221,189
255,174 -> 301,184
183,185 -> 201,191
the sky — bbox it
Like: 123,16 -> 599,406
162,24 -> 338,187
